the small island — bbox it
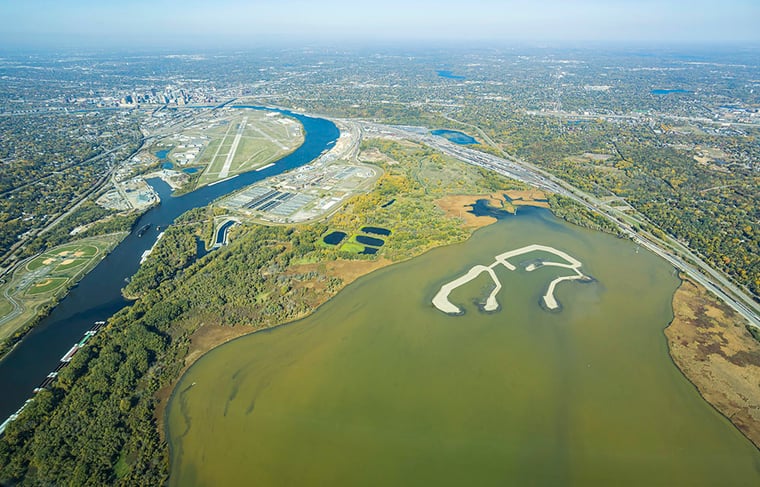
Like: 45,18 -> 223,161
432,244 -> 591,314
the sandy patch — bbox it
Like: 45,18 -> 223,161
665,278 -> 760,449
73,251 -> 85,257
504,189 -> 550,208
57,251 -> 70,256
34,279 -> 52,287
61,259 -> 75,266
290,258 -> 393,287
42,258 -> 55,265
358,148 -> 398,165
582,153 -> 612,162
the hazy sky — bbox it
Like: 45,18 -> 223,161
1,0 -> 758,48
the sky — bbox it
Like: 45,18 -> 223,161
0,0 -> 758,49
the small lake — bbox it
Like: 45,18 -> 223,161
431,129 -> 478,145
155,149 -> 171,160
168,209 -> 760,485
183,167 -> 199,174
437,70 -> 466,80
651,89 -> 691,95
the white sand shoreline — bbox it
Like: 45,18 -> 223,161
432,244 -> 589,314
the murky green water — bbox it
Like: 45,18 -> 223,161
168,210 -> 760,486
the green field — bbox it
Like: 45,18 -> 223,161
339,242 -> 365,253
55,258 -> 88,271
197,111 -> 303,186
0,234 -> 124,343
25,277 -> 67,295
156,109 -> 304,188
25,258 -> 48,272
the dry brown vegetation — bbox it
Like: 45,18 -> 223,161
435,194 -> 500,228
436,190 -> 549,229
666,277 -> 760,448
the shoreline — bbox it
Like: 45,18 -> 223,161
158,192 -> 511,434
665,276 -> 760,450
158,193 -> 565,430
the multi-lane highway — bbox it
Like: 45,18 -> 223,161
363,121 -> 760,329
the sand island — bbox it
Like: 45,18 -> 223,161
432,244 -> 590,314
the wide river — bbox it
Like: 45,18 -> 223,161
0,107 -> 339,421
168,208 -> 760,486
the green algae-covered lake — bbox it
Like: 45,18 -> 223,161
167,209 -> 760,486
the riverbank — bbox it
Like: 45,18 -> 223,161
665,277 -> 760,449
0,232 -> 127,360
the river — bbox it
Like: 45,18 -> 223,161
0,107 -> 339,421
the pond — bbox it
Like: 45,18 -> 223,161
431,129 -> 478,145
437,70 -> 466,80
361,226 -> 392,237
651,89 -> 691,95
355,235 -> 385,247
323,231 -> 347,246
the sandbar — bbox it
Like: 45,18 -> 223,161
432,244 -> 589,314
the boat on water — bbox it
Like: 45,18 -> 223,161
137,224 -> 151,237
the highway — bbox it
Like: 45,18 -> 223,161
364,122 -> 760,330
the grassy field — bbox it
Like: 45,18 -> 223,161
0,234 -> 125,343
155,109 -> 304,188
198,112 -> 301,185
25,278 -> 68,295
